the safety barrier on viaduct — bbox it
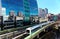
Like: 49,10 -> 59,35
24,21 -> 60,39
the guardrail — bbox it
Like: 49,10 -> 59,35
24,22 -> 55,39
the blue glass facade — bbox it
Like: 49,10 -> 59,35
2,0 -> 24,15
23,0 -> 30,21
29,0 -> 38,15
1,0 -> 38,21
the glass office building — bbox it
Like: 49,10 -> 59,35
1,0 -> 38,22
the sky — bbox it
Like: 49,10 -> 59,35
37,0 -> 60,15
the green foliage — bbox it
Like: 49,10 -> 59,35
0,30 -> 9,35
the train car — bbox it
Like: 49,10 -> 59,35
41,21 -> 50,27
25,21 -> 52,35
26,24 -> 42,35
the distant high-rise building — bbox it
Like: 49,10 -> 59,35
42,9 -> 45,18
44,8 -> 48,14
38,8 -> 48,18
38,8 -> 42,17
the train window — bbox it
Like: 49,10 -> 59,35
42,24 -> 48,27
26,30 -> 30,33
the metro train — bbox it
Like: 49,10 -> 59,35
25,21 -> 54,35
